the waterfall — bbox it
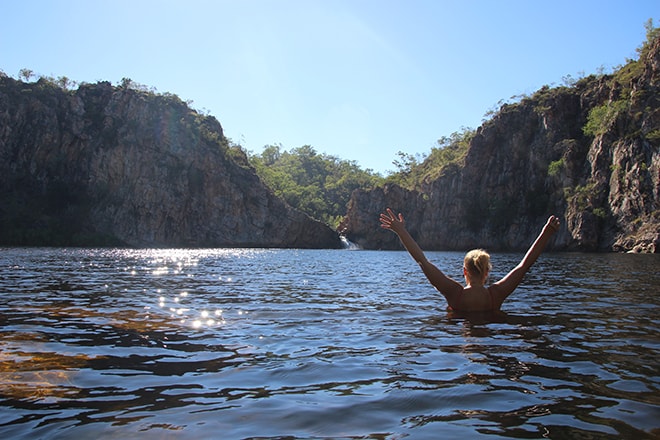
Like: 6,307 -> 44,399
340,235 -> 360,250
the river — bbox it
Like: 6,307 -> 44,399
0,247 -> 658,439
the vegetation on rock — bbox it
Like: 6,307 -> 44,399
248,144 -> 383,228
1,20 -> 657,251
341,22 -> 659,253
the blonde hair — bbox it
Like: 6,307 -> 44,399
464,249 -> 492,282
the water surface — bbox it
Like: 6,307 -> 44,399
0,248 -> 658,439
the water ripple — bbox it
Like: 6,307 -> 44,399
0,248 -> 658,439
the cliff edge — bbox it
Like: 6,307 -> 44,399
341,36 -> 660,253
0,78 -> 341,248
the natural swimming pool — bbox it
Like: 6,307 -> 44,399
1,248 -> 658,439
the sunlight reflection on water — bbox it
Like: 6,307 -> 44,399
0,248 -> 658,439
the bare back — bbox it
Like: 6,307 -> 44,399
422,261 -> 527,312
446,285 -> 494,312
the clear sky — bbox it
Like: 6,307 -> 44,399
1,1 -> 657,174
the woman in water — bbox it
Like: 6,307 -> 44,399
379,208 -> 561,312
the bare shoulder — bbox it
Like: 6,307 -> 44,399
487,284 -> 508,310
419,259 -> 463,296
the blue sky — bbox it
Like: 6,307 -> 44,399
1,1 -> 657,174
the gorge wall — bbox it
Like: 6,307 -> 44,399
341,36 -> 660,253
0,77 -> 341,248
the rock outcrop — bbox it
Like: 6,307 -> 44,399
341,36 -> 660,253
0,78 -> 341,248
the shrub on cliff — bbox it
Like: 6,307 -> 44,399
386,127 -> 474,190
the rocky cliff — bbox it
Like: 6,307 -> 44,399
0,78 -> 341,248
341,36 -> 660,253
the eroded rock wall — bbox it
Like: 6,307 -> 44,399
0,78 -> 341,248
342,38 -> 659,253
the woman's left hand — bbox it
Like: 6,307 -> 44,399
380,208 -> 406,233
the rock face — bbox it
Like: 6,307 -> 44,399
0,78 -> 341,248
342,37 -> 660,253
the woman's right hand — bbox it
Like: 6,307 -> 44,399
544,215 -> 561,234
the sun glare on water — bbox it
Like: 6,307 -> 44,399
113,248 -> 268,331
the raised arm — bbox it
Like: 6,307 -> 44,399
379,209 -> 462,298
491,215 -> 561,303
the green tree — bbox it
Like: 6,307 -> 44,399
387,127 -> 474,189
637,18 -> 660,59
583,99 -> 628,137
249,144 -> 383,227
19,68 -> 33,81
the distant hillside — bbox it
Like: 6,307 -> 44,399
0,77 -> 341,248
341,33 -> 660,253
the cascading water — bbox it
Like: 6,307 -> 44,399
340,235 -> 360,250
